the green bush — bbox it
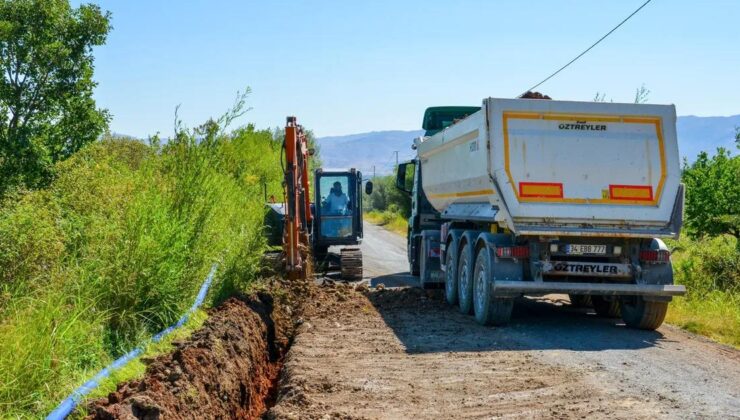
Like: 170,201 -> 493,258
0,191 -> 65,295
0,123 -> 283,415
365,210 -> 407,236
670,235 -> 740,297
667,235 -> 739,347
682,147 -> 740,240
365,172 -> 411,217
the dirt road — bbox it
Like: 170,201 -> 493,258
269,222 -> 740,419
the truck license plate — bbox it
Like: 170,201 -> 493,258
565,244 -> 607,255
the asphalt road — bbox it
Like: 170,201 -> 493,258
360,221 -> 417,286
352,221 -> 740,418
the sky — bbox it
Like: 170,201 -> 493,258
72,0 -> 740,138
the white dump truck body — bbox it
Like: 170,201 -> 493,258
416,98 -> 682,238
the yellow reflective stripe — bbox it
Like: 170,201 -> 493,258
502,111 -> 666,206
610,185 -> 653,201
427,189 -> 494,199
519,182 -> 563,198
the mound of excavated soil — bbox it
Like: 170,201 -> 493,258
87,290 -> 294,420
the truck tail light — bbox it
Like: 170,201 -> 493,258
639,249 -> 671,264
496,246 -> 529,259
429,247 -> 441,258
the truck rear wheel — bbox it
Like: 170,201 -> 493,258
473,247 -> 513,326
444,243 -> 458,305
457,240 -> 475,314
620,297 -> 668,330
591,296 -> 621,318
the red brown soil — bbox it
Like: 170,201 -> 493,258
82,276 -> 740,419
86,286 -> 299,420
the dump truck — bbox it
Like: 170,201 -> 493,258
396,97 -> 686,330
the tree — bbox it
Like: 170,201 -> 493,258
634,84 -> 650,104
365,172 -> 411,217
682,147 -> 740,240
0,0 -> 111,195
591,84 -> 649,104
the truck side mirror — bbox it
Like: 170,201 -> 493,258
365,181 -> 373,195
395,162 -> 412,194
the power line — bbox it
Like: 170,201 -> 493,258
518,0 -> 653,97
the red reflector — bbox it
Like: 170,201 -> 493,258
639,249 -> 671,263
496,246 -> 529,259
429,247 -> 441,258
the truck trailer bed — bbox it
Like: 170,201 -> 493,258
417,98 -> 682,238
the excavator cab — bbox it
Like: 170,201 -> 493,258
312,169 -> 369,280
313,169 -> 364,246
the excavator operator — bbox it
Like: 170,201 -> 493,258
326,181 -> 350,215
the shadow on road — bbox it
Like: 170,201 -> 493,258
369,272 -> 419,288
367,282 -> 667,354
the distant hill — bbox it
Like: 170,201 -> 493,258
317,130 -> 423,176
318,115 -> 739,175
676,115 -> 739,161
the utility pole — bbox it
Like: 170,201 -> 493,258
394,150 -> 399,167
373,165 -> 376,179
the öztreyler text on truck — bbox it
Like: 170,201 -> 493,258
396,97 -> 686,330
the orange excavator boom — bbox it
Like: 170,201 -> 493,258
282,116 -> 313,279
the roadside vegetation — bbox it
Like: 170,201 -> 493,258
0,103 -> 289,415
665,133 -> 740,347
365,210 -> 407,236
364,174 -> 410,235
0,1 -> 309,415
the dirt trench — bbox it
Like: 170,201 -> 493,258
86,278 -> 314,420
85,277 -> 740,419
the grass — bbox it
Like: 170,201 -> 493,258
365,210 -> 407,236
666,234 -> 740,347
666,292 -> 739,347
70,308 -> 208,417
0,122 -> 285,417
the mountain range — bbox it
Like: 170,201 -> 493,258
317,115 -> 740,176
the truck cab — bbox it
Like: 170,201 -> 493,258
397,106 -> 482,279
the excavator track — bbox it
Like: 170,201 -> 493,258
340,247 -> 363,281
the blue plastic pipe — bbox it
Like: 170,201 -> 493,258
46,263 -> 218,420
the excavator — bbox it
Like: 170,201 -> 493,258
266,116 -> 372,281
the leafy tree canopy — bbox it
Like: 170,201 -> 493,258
0,0 -> 111,195
682,142 -> 740,240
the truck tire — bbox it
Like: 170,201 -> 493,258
444,242 -> 458,305
473,247 -> 513,326
620,297 -> 668,330
457,239 -> 475,314
591,296 -> 621,318
569,294 -> 592,308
